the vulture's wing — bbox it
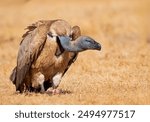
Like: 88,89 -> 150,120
12,21 -> 52,92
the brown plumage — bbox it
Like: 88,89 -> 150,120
10,19 -> 101,93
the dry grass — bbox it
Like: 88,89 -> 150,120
0,0 -> 150,104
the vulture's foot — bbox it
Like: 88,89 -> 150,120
46,89 -> 62,95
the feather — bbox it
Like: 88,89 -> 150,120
11,20 -> 52,92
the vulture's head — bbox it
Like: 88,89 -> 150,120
74,36 -> 101,51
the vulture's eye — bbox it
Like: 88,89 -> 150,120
85,39 -> 92,44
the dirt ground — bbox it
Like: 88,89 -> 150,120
0,0 -> 150,104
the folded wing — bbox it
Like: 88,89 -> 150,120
10,21 -> 52,92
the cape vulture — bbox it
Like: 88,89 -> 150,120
10,19 -> 101,93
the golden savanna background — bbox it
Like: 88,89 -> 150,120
0,0 -> 150,104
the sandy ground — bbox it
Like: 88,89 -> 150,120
0,0 -> 150,104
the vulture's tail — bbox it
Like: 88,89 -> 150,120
10,67 -> 16,84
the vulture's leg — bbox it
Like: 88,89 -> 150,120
32,72 -> 45,93
52,72 -> 62,88
46,72 -> 62,94
52,72 -> 63,94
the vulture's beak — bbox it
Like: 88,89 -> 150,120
94,41 -> 101,51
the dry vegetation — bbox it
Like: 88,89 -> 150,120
0,0 -> 150,104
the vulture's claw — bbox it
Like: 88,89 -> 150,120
46,89 -> 62,95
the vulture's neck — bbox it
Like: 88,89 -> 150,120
59,37 -> 83,52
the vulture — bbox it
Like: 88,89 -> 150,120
10,19 -> 101,93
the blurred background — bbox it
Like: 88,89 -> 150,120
0,0 -> 150,104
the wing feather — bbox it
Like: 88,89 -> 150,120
13,20 -> 52,92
